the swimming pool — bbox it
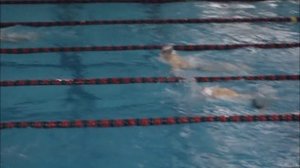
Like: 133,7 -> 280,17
0,1 -> 299,168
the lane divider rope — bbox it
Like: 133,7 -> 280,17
1,113 -> 299,130
1,42 -> 299,54
0,0 -> 271,5
1,74 -> 299,87
1,17 -> 298,28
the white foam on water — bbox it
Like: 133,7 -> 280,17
0,27 -> 39,43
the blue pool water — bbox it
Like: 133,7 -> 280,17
1,1 -> 299,168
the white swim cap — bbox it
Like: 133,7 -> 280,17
161,45 -> 176,57
202,87 -> 213,96
162,45 -> 174,52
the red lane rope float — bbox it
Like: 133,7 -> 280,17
0,113 -> 299,130
0,0 -> 270,5
1,42 -> 299,54
1,17 -> 298,28
0,74 -> 299,87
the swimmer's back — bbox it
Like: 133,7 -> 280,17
212,88 -> 240,98
168,54 -> 190,69
202,87 -> 240,98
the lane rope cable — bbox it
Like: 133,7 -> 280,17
1,74 -> 299,87
1,42 -> 299,54
1,16 -> 298,28
1,113 -> 299,130
0,0 -> 275,5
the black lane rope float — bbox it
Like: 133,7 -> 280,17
0,0 -> 273,5
0,74 -> 299,87
1,113 -> 299,130
1,42 -> 299,54
1,17 -> 298,28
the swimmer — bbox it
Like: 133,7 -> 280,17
160,45 -> 250,72
201,87 -> 270,109
0,29 -> 38,43
201,87 -> 240,99
160,45 -> 192,70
